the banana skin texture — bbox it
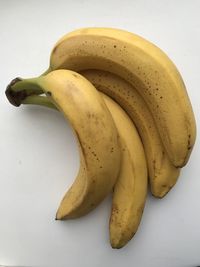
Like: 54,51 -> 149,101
48,27 -> 196,167
80,70 -> 180,198
7,85 -> 148,248
102,93 -> 148,248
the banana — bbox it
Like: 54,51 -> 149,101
81,70 -> 180,198
5,69 -> 121,219
102,93 -> 148,249
16,89 -> 148,248
47,27 -> 196,167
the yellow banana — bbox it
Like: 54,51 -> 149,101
8,86 -> 148,248
5,69 -> 121,219
47,27 -> 196,167
102,93 -> 148,249
81,70 -> 180,198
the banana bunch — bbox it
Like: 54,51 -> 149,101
5,28 -> 196,249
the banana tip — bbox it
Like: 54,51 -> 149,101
55,212 -> 62,220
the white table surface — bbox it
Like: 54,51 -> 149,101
0,1 -> 200,266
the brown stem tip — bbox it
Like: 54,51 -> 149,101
5,77 -> 26,107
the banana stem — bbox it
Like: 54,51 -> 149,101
22,95 -> 58,110
5,77 -> 44,107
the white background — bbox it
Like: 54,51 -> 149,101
0,0 -> 200,266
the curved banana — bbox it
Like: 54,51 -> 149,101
5,69 -> 121,219
102,93 -> 148,249
15,90 -> 148,248
48,27 -> 196,167
81,70 -> 180,198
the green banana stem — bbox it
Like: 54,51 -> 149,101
5,77 -> 44,107
22,95 -> 58,110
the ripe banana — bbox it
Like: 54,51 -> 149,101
15,89 -> 148,248
81,70 -> 180,198
5,69 -> 121,219
47,27 -> 196,167
102,93 -> 148,249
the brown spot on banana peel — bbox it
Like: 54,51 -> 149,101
72,73 -> 79,78
187,134 -> 192,150
74,129 -> 88,168
176,133 -> 193,168
152,159 -> 156,179
179,113 -> 196,166
86,112 -> 92,118
111,204 -> 119,214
